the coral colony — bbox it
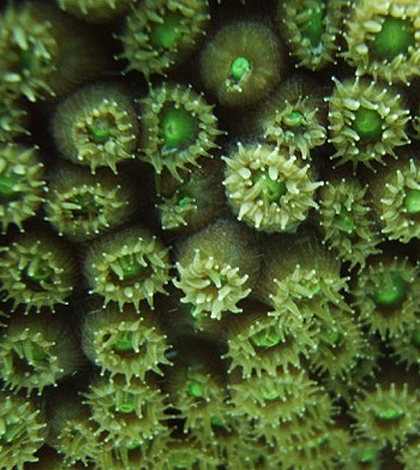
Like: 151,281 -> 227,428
3,0 -> 420,469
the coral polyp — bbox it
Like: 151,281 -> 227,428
223,142 -> 323,232
52,82 -> 139,174
343,0 -> 420,84
44,164 -> 137,242
81,302 -> 172,381
278,0 -> 350,70
327,77 -> 410,169
0,229 -> 79,313
173,218 -> 260,322
139,82 -> 222,180
83,226 -> 172,310
200,20 -> 283,107
119,0 -> 210,79
0,391 -> 47,470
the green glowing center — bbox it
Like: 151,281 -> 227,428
254,170 -> 287,202
298,0 -> 325,47
336,207 -> 356,236
114,254 -> 146,281
0,173 -> 21,203
284,111 -> 306,128
261,388 -> 281,401
160,107 -> 198,150
250,325 -> 283,349
149,12 -> 184,49
26,259 -> 53,283
90,116 -> 114,144
357,447 -> 376,464
403,188 -> 420,214
187,379 -> 204,398
373,271 -> 406,307
230,56 -> 251,81
125,439 -> 141,450
112,331 -> 134,352
353,107 -> 382,140
375,403 -> 405,421
299,276 -> 322,298
373,17 -> 415,60
115,392 -> 136,414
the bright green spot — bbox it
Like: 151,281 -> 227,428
160,107 -> 197,150
284,111 -> 306,128
336,207 -> 356,236
230,56 -> 251,81
373,17 -> 415,60
90,117 -> 113,144
178,196 -> 190,208
0,173 -> 21,202
353,107 -> 382,140
210,415 -> 224,427
357,447 -> 376,464
298,0 -> 325,47
403,188 -> 420,214
300,277 -> 322,297
187,379 -> 204,398
149,12 -> 184,49
116,254 -> 146,281
116,393 -> 136,414
411,329 -> 420,347
254,170 -> 287,203
261,387 -> 281,402
375,405 -> 405,421
250,325 -> 283,349
125,439 -> 141,450
373,271 -> 406,307
112,331 -> 134,352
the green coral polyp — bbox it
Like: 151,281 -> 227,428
298,0 -> 325,47
160,107 -> 198,150
373,17 -> 414,60
140,83 -> 222,180
353,107 -> 382,140
373,271 -> 406,307
149,12 -> 184,50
